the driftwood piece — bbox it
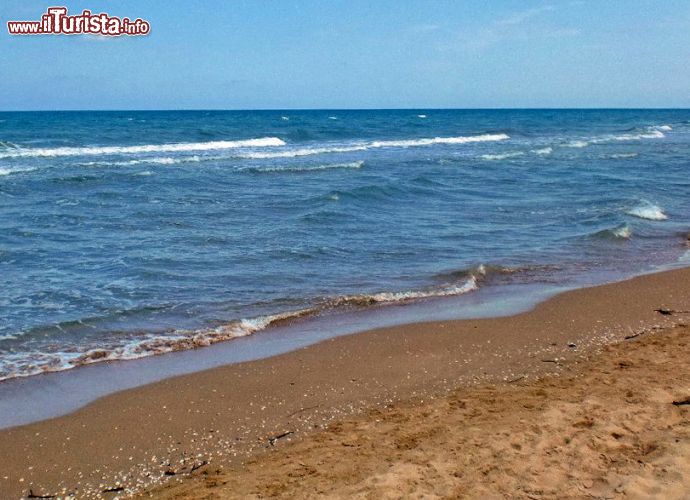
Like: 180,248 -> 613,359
268,431 -> 294,446
655,308 -> 690,316
287,405 -> 320,418
672,397 -> 690,406
27,490 -> 56,499
163,460 -> 208,476
189,460 -> 208,473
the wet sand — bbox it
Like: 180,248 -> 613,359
1,267 -> 690,498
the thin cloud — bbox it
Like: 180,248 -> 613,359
444,4 -> 577,52
495,6 -> 555,27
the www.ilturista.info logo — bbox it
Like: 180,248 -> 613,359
7,7 -> 150,36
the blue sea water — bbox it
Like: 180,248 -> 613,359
0,109 -> 689,381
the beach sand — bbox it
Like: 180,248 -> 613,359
1,268 -> 690,498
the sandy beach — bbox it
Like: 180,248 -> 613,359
1,267 -> 690,498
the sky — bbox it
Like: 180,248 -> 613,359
1,0 -> 689,110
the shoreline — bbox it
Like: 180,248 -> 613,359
0,276 -> 564,428
1,267 -> 690,497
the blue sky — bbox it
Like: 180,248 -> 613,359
1,0 -> 689,110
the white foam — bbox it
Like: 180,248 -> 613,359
607,130 -> 665,142
607,153 -> 638,159
532,147 -> 553,155
627,202 -> 668,221
566,140 -> 589,148
241,145 -> 368,159
0,137 -> 286,159
81,156 -> 208,167
0,277 -> 481,381
680,249 -> 690,263
612,225 -> 632,239
481,152 -> 524,161
417,114 -> 427,118
335,277 -> 479,305
240,134 -> 509,159
0,166 -> 36,176
370,134 -> 509,148
241,161 -> 365,173
656,125 -> 672,131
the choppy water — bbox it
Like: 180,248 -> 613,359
1,109 -> 689,381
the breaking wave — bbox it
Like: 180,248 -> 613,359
627,202 -> 668,221
593,224 -> 632,240
238,134 -> 510,159
0,275 -> 481,381
562,126 -> 667,150
532,147 -> 553,155
0,166 -> 37,176
605,153 -> 638,159
239,161 -> 365,174
481,152 -> 524,161
0,137 -> 287,159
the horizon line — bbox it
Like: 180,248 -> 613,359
1,107 -> 689,113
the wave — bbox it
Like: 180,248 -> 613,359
605,153 -> 638,159
532,147 -> 553,155
0,137 -> 286,159
326,277 -> 478,307
80,156 -> 206,167
481,152 -> 524,161
238,134 -> 510,159
239,160 -> 364,174
431,263 -> 570,286
0,166 -> 37,176
0,276 -> 479,381
627,202 -> 668,221
433,263 -> 518,282
563,126 -> 666,150
606,129 -> 665,142
593,224 -> 632,240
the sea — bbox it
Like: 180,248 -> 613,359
1,109 -> 689,382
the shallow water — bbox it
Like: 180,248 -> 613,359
1,109 -> 689,380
